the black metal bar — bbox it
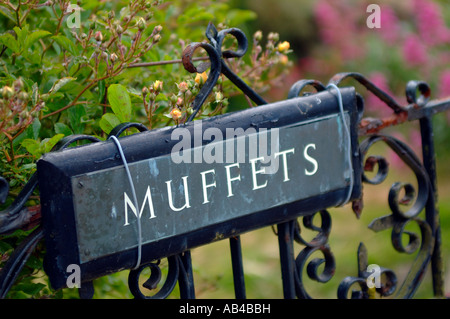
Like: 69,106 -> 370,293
178,251 -> 196,299
407,98 -> 450,121
329,72 -> 405,114
0,226 -> 44,298
78,281 -> 95,299
419,116 -> 445,297
0,173 -> 38,235
229,236 -> 246,299
277,221 -> 296,299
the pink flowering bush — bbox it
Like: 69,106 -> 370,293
301,0 -> 449,98
297,0 -> 450,161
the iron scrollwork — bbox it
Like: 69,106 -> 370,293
181,22 -> 268,122
331,75 -> 436,299
337,242 -> 397,299
128,256 -> 179,299
282,71 -> 441,299
128,252 -> 195,299
292,210 -> 336,299
341,133 -> 434,299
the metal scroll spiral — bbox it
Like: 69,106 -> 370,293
290,210 -> 336,299
128,253 -> 194,299
337,134 -> 434,299
128,256 -> 179,299
181,23 -> 268,122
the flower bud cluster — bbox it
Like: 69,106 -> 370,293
0,78 -> 44,142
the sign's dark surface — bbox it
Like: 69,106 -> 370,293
73,114 -> 350,264
37,87 -> 362,289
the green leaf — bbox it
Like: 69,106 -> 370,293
99,113 -> 121,134
43,134 -> 64,153
0,240 -> 13,253
9,290 -> 29,299
54,123 -> 73,136
21,139 -> 41,157
51,35 -> 79,56
68,104 -> 86,134
13,25 -> 29,47
0,6 -> 16,23
14,282 -> 46,296
22,134 -> 64,158
13,119 -> 41,147
0,33 -> 20,53
48,77 -> 77,95
107,84 -> 131,122
24,30 -> 51,50
126,87 -> 143,99
31,118 -> 41,139
155,93 -> 168,102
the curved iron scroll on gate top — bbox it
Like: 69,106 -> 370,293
0,22 -> 448,299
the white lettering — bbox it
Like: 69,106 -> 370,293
258,128 -> 280,175
225,127 -> 257,163
200,169 -> 216,204
194,120 -> 203,163
274,148 -> 295,181
124,186 -> 156,226
166,176 -> 191,211
304,143 -> 318,176
225,163 -> 241,197
250,157 -> 268,190
66,4 -> 81,29
179,303 -> 213,316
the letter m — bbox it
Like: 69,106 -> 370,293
124,186 -> 156,226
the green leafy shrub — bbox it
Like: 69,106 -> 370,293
0,0 -> 293,298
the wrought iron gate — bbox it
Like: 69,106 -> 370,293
0,23 -> 449,299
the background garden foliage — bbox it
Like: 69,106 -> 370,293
0,0 -> 449,298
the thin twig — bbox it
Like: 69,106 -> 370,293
127,56 -> 209,68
